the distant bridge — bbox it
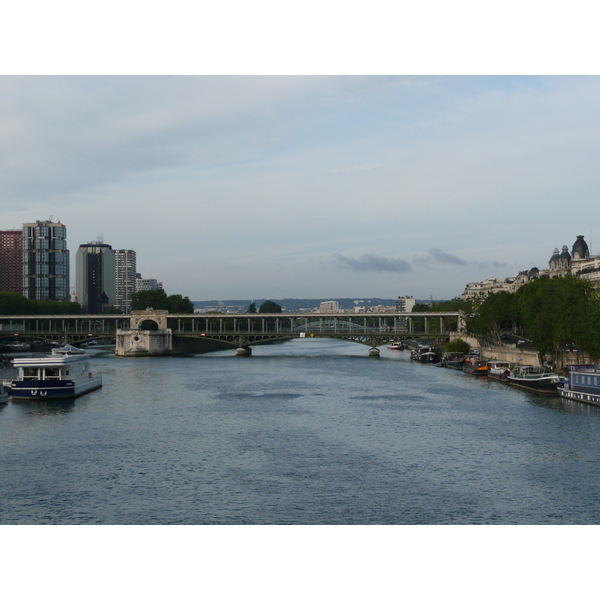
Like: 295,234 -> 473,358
0,310 -> 462,355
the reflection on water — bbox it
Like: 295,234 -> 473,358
14,399 -> 76,414
1,339 -> 600,524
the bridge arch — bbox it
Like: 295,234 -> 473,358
129,309 -> 169,331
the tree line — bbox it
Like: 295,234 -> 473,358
465,275 -> 600,362
0,289 -> 195,315
247,300 -> 282,314
0,292 -> 80,315
417,275 -> 600,362
130,289 -> 194,313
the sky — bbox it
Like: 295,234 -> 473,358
2,75 -> 599,301
1,4 -> 599,303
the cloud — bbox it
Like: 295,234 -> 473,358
416,250 -> 511,271
0,76 -> 370,203
428,248 -> 467,266
472,260 -> 509,269
335,253 -> 412,273
414,248 -> 467,267
3,76 -> 599,301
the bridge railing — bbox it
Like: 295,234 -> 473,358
0,311 -> 462,338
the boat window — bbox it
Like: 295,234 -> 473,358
588,376 -> 592,385
23,367 -> 39,380
44,368 -> 60,380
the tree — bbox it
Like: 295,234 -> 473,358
168,294 -> 194,314
131,289 -> 170,311
518,278 -> 558,360
130,289 -> 194,313
464,291 -> 515,345
0,292 -> 80,315
553,275 -> 596,359
248,302 -> 257,314
409,298 -> 467,333
259,300 -> 282,313
445,338 -> 471,354
512,275 -> 597,363
0,292 -> 33,315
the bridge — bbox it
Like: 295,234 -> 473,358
0,310 -> 462,356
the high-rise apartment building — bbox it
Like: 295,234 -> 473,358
319,300 -> 341,313
0,230 -> 23,294
115,249 -> 136,314
135,277 -> 162,292
396,296 -> 416,327
76,242 -> 116,314
396,296 -> 416,313
22,220 -> 69,301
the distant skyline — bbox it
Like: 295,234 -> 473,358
2,76 -> 599,301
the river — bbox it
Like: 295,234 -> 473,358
2,338 -> 600,525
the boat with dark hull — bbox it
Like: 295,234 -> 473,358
410,346 -> 440,363
11,345 -> 102,400
487,360 -> 511,382
442,352 -> 465,370
463,358 -> 488,376
558,365 -> 600,406
507,365 -> 560,394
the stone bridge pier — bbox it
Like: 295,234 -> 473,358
116,310 -> 174,357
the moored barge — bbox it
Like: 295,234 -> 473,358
442,352 -> 465,370
487,360 -> 511,382
558,365 -> 600,407
463,357 -> 488,376
507,365 -> 560,394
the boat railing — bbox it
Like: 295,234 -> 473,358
566,364 -> 596,373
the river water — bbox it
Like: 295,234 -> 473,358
2,338 -> 600,525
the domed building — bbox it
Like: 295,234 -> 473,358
570,235 -> 600,283
461,234 -> 600,300
548,248 -> 561,270
572,235 -> 590,261
548,245 -> 572,275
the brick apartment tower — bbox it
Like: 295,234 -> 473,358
0,230 -> 23,293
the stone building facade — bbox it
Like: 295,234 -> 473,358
462,234 -> 600,299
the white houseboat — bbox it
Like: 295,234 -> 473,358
487,360 -> 511,382
11,345 -> 102,400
